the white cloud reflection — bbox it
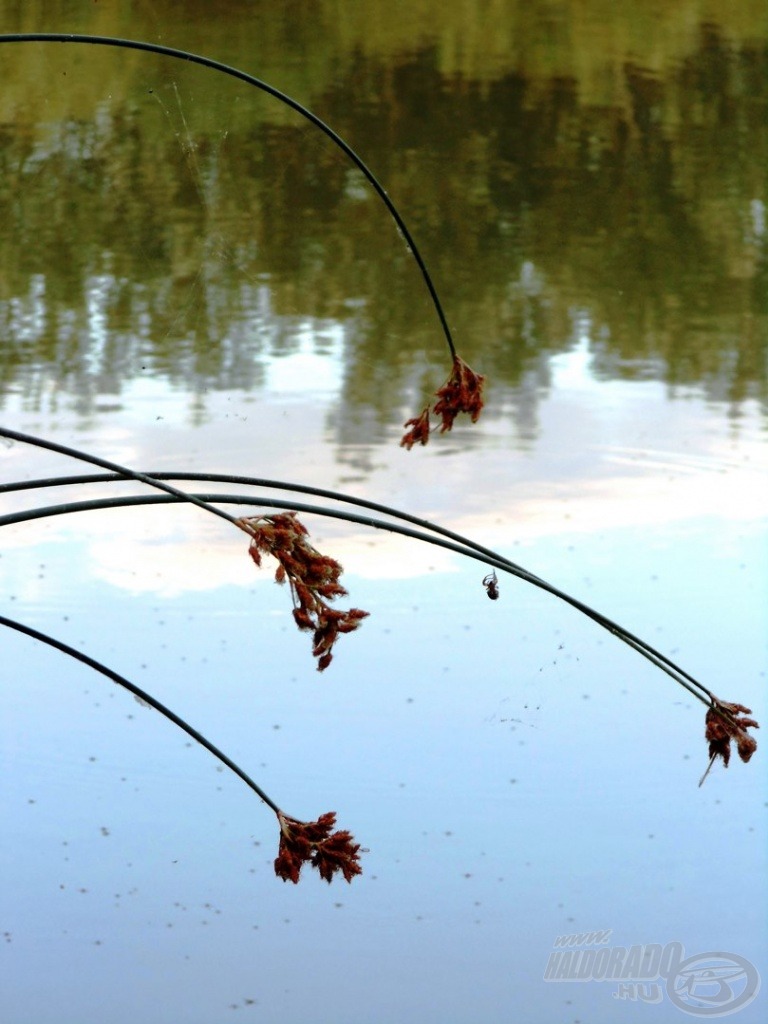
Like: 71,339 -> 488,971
3,329 -> 765,608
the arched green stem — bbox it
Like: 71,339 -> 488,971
0,478 -> 716,711
0,32 -> 456,361
0,613 -> 280,814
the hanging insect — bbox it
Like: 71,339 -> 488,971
482,570 -> 499,600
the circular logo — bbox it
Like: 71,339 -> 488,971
666,952 -> 760,1017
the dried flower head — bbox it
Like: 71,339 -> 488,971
274,810 -> 363,884
400,406 -> 431,450
433,355 -> 486,432
237,512 -> 368,671
401,355 -> 485,448
699,697 -> 759,786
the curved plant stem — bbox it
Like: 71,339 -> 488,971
0,426 -> 246,532
0,469 -> 547,585
0,613 -> 280,813
0,480 -> 716,711
0,32 -> 456,361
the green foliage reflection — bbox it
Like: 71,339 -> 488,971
0,6 -> 765,428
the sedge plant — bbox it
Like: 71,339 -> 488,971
0,36 -> 759,884
0,430 -> 760,884
0,32 -> 484,445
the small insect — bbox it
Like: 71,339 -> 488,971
482,571 -> 499,600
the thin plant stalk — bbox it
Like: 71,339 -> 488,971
2,429 -> 750,745
0,426 -> 243,530
0,613 -> 280,813
0,469 -> 547,585
2,610 -> 365,882
0,32 -> 456,361
0,475 -> 718,711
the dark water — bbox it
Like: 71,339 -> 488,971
0,3 -> 765,437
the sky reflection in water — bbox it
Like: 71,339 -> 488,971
3,347 -> 766,1023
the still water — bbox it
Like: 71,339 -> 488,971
1,3 -> 766,1023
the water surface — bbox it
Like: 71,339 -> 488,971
0,4 -> 766,1023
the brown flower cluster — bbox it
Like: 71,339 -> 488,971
700,697 -> 759,785
274,810 -> 363,884
401,355 -> 486,449
238,512 -> 368,671
401,406 -> 431,450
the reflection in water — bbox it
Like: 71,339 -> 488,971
1,8 -> 767,1024
0,10 -> 765,443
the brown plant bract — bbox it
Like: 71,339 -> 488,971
400,406 -> 431,450
433,355 -> 486,432
401,355 -> 485,448
700,697 -> 759,785
238,512 -> 368,671
274,810 -> 363,884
